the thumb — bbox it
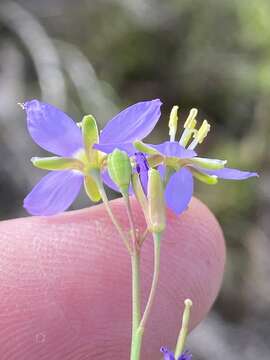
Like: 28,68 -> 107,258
0,197 -> 225,359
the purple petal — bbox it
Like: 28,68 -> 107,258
24,100 -> 83,156
23,170 -> 83,216
165,168 -> 194,214
94,142 -> 135,155
100,99 -> 162,144
202,167 -> 259,180
160,347 -> 175,360
150,141 -> 196,158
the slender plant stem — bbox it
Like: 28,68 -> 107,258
130,232 -> 162,360
139,227 -> 149,246
130,249 -> 141,360
95,175 -> 131,253
124,195 -> 137,249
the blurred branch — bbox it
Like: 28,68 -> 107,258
54,40 -> 118,124
0,1 -> 67,107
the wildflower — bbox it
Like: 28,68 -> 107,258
135,107 -> 258,215
23,99 -> 162,215
160,347 -> 192,360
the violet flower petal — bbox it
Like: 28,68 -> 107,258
99,99 -> 162,144
23,170 -> 83,215
24,100 -> 83,156
160,347 -> 175,360
94,142 -> 135,155
165,168 -> 194,214
149,141 -> 196,158
201,167 -> 259,180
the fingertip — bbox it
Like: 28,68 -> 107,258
0,197 -> 225,359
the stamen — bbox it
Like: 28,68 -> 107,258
168,105 -> 179,142
188,119 -> 210,150
179,108 -> 198,147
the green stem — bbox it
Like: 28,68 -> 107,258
130,250 -> 141,360
130,232 -> 162,360
94,170 -> 131,253
124,194 -> 137,248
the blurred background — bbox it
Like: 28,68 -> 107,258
0,0 -> 268,358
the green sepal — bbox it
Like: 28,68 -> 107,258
82,115 -> 99,154
84,175 -> 101,202
189,167 -> 218,185
187,157 -> 227,170
148,169 -> 166,233
134,141 -> 160,155
107,149 -> 132,195
31,156 -> 83,171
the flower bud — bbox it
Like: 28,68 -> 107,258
148,169 -> 166,233
107,149 -> 132,195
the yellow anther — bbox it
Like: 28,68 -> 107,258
195,120 -> 210,144
169,105 -> 179,141
184,108 -> 198,129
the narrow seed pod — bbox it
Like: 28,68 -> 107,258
148,168 -> 166,233
107,149 -> 132,195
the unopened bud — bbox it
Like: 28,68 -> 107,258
107,149 -> 132,195
148,169 -> 166,233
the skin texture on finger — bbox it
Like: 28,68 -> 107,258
0,197 -> 225,359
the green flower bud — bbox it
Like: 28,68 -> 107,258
107,149 -> 132,195
148,168 -> 166,233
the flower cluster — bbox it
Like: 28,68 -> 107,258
22,98 -> 258,216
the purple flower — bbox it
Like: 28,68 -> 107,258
144,140 -> 258,215
133,105 -> 258,215
160,347 -> 192,360
23,99 -> 162,215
